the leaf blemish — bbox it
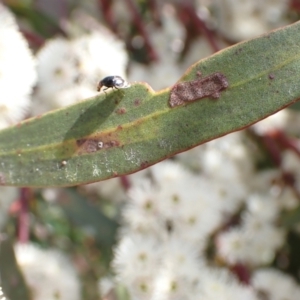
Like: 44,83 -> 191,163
234,48 -> 243,55
140,161 -> 149,168
76,137 -> 120,154
134,99 -> 141,106
116,107 -> 126,114
169,71 -> 229,108
269,73 -> 275,80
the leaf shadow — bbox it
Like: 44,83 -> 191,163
61,90 -> 125,156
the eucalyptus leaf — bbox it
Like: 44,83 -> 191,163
1,22 -> 300,187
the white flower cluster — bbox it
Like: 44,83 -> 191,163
112,234 -> 257,300
216,194 -> 286,266
211,0 -> 290,41
34,30 -> 128,114
14,243 -> 81,300
0,3 -> 36,129
106,126 -> 300,299
252,268 -> 300,300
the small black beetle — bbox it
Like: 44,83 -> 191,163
97,75 -> 129,92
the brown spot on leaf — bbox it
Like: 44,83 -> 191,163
105,140 -> 119,148
76,131 -> 122,154
234,48 -> 243,55
76,139 -> 86,147
116,107 -> 126,114
169,72 -> 229,108
140,161 -> 149,168
76,139 -> 103,153
269,73 -> 275,80
134,99 -> 141,106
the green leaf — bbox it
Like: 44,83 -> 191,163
1,22 -> 300,187
58,188 -> 118,261
8,3 -> 65,38
0,238 -> 30,300
281,206 -> 300,229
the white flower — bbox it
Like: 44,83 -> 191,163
217,209 -> 285,266
129,60 -> 182,91
246,194 -> 280,222
74,31 -> 127,83
34,30 -> 128,114
159,176 -> 225,240
160,236 -> 203,281
198,268 -> 257,300
51,85 -> 96,108
252,110 -> 290,135
212,0 -> 289,41
36,38 -> 79,97
200,132 -> 253,182
14,243 -> 80,300
252,268 -> 300,300
242,212 -> 285,264
113,234 -> 161,300
123,179 -> 164,233
0,4 -> 36,129
177,132 -> 253,185
152,266 -> 198,300
152,237 -> 203,300
149,160 -> 190,185
212,179 -> 247,215
155,177 -> 197,223
113,234 -> 162,279
217,228 -> 250,265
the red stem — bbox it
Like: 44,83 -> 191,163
123,0 -> 159,62
231,263 -> 251,285
290,0 -> 300,12
98,0 -> 119,34
178,2 -> 220,53
119,176 -> 131,191
147,0 -> 162,26
18,188 -> 31,243
271,130 -> 300,159
21,30 -> 45,48
261,134 -> 282,167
